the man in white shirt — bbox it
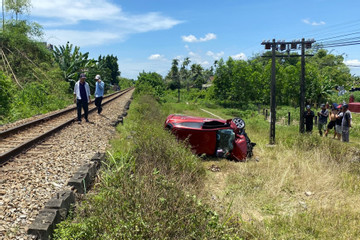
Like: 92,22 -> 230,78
73,73 -> 91,123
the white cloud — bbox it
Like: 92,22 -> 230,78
182,33 -> 217,43
44,29 -> 120,47
32,0 -> 121,25
231,53 -> 247,60
182,35 -> 198,43
344,59 -> 360,67
31,0 -> 182,46
302,19 -> 326,26
188,51 -> 197,57
148,54 -> 166,61
206,51 -> 224,60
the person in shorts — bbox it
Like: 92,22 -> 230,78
335,105 -> 343,140
317,103 -> 329,136
324,104 -> 337,137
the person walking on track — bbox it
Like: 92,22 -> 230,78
74,73 -> 91,123
94,74 -> 105,114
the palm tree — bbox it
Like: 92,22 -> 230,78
52,42 -> 94,89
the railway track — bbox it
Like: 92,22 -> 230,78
0,88 -> 134,239
0,87 -> 133,165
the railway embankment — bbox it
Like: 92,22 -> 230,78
0,89 -> 134,239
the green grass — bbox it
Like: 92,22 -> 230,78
54,91 -> 360,239
159,91 -> 360,239
53,95 -> 243,239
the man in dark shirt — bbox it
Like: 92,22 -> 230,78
73,73 -> 91,123
341,104 -> 352,142
317,103 -> 329,136
303,105 -> 315,133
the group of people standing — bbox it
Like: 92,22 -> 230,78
303,102 -> 352,142
73,73 -> 105,123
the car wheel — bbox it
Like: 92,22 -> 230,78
232,118 -> 245,129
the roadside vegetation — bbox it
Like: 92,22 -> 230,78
53,95 -> 243,239
53,77 -> 360,239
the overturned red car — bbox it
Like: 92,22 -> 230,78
164,114 -> 255,161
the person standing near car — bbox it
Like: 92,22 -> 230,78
74,73 -> 91,123
335,105 -> 343,140
303,105 -> 315,133
324,104 -> 337,137
317,103 -> 329,136
341,104 -> 352,142
94,74 -> 105,114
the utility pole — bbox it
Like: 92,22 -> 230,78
261,38 -> 315,143
270,39 -> 276,144
299,38 -> 306,133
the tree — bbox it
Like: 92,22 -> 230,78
52,42 -> 94,90
135,71 -> 165,99
170,59 -> 180,102
5,0 -> 30,21
190,63 -> 205,89
180,57 -> 191,91
98,55 -> 120,85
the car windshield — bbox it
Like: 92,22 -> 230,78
202,121 -> 229,129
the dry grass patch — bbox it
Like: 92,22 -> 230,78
201,121 -> 360,239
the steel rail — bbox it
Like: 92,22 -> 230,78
0,89 -> 126,139
0,87 -> 134,165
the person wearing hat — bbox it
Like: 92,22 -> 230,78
317,103 -> 329,136
335,105 -> 343,140
74,73 -> 91,123
94,74 -> 105,114
341,104 -> 352,142
303,105 -> 315,133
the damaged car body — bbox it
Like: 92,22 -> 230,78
165,114 -> 256,161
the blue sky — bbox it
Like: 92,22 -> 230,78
26,0 -> 360,79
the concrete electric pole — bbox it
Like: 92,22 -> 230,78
261,38 -> 316,144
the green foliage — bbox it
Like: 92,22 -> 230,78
0,72 -> 16,120
210,49 -> 352,108
134,71 -> 165,99
0,20 -> 73,124
7,77 -> 72,122
98,55 -> 120,85
190,63 -> 206,89
1,20 -> 53,83
52,42 -> 93,89
118,77 -> 135,90
4,0 -> 31,21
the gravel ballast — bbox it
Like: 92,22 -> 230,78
0,89 -> 134,239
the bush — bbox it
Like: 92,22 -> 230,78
0,72 -> 16,122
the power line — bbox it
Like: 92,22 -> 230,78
320,41 -> 360,48
317,31 -> 360,42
